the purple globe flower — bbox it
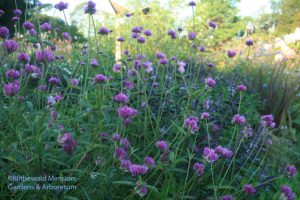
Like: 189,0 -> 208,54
203,147 -> 219,162
40,22 -> 51,32
125,13 -> 132,17
144,156 -> 155,166
13,9 -> 22,16
227,50 -> 236,58
54,2 -> 68,11
261,114 -> 275,128
12,16 -> 20,22
143,30 -> 152,36
137,36 -> 146,43
114,147 -> 126,160
159,58 -> 169,65
91,58 -> 99,67
123,80 -> 134,90
28,28 -> 36,36
3,80 -> 20,97
188,1 -> 196,6
156,140 -> 168,151
193,163 -> 205,175
17,52 -> 30,63
167,29 -> 177,39
156,52 -> 167,59
49,77 -> 60,85
62,32 -> 71,40
281,185 -> 295,200
232,114 -> 246,125
114,93 -> 128,103
112,133 -> 120,141
70,78 -> 79,86
98,27 -> 111,35
201,112 -> 210,119
118,106 -> 138,118
245,39 -> 254,46
0,26 -> 9,38
132,26 -> 143,33
120,159 -> 131,171
188,32 -> 196,40
243,184 -> 256,194
2,39 -> 18,53
59,133 -> 77,154
286,165 -> 297,177
36,50 -> 54,62
23,21 -> 34,30
208,21 -> 217,29
199,45 -> 206,52
5,69 -> 20,79
94,74 -> 107,83
129,164 -> 148,176
84,1 -> 96,14
236,84 -> 247,91
117,37 -> 125,42
205,77 -> 216,87
184,116 -> 199,133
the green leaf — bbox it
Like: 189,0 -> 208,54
113,181 -> 135,186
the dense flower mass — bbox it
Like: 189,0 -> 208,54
203,147 -> 219,162
129,164 -> 148,176
2,40 -> 18,53
286,165 -> 297,177
281,185 -> 295,200
232,114 -> 246,125
59,133 -> 77,154
184,116 -> 199,133
0,26 -> 9,38
84,1 -> 96,14
193,163 -> 205,175
156,140 -> 168,152
261,114 -> 275,128
243,184 -> 256,194
55,1 -> 68,11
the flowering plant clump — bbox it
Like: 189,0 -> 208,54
0,1 -> 298,199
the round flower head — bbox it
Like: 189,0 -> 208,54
156,140 -> 168,151
193,163 -> 205,175
159,58 -> 169,65
188,1 -> 196,6
54,1 -> 68,11
199,45 -> 206,52
114,147 -> 126,160
114,93 -> 128,103
2,39 -> 18,53
129,164 -> 148,176
207,62 -> 215,68
49,77 -> 60,85
120,159 -> 131,171
23,21 -> 34,30
40,22 -> 51,32
137,36 -> 146,43
201,112 -> 210,119
13,9 -> 22,16
184,116 -> 199,133
6,69 -> 20,79
3,81 -> 20,97
245,39 -> 254,46
205,77 -> 216,87
135,184 -> 148,197
84,1 -> 96,14
232,114 -> 246,125
236,84 -> 247,91
143,60 -> 153,73
94,74 -> 107,83
117,106 -> 138,119
227,50 -> 236,58
59,133 -> 77,154
70,78 -> 79,86
132,26 -> 143,33
208,21 -> 217,29
203,147 -> 219,162
91,58 -> 99,67
28,28 -> 36,36
117,37 -> 125,42
242,126 -> 253,138
98,27 -> 111,35
156,52 -> 167,59
188,32 -> 196,40
62,32 -> 71,40
167,29 -> 177,39
12,16 -> 20,22
36,50 -> 55,62
113,63 -> 122,73
17,52 -> 30,63
143,30 -> 152,36
281,185 -> 295,200
144,156 -> 155,166
286,165 -> 297,177
243,184 -> 256,194
261,114 -> 275,128
0,26 -> 9,38
123,80 -> 134,90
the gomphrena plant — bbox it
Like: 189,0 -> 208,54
0,1 -> 298,199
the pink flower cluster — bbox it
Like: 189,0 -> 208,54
184,116 -> 199,133
117,106 -> 138,125
215,145 -> 233,158
261,114 -> 275,128
232,114 -> 246,125
203,147 -> 219,162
